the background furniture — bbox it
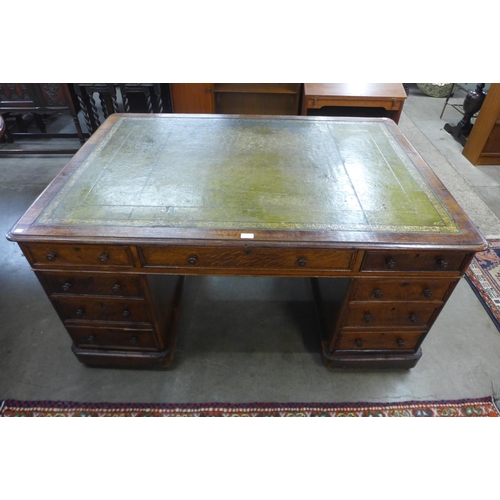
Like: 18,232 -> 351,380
0,83 -> 85,153
73,83 -> 170,134
301,83 -> 407,123
462,83 -> 500,165
170,83 -> 302,115
7,114 -> 486,370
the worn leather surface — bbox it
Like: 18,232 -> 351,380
36,116 -> 458,234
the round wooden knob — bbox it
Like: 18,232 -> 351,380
386,258 -> 396,269
99,253 -> 109,263
423,288 -> 432,298
46,251 -> 57,261
297,257 -> 307,267
373,288 -> 383,298
75,308 -> 85,318
62,282 -> 72,292
122,310 -> 130,319
112,284 -> 121,294
188,254 -> 198,265
355,339 -> 364,347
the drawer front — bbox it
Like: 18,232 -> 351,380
361,251 -> 470,273
38,273 -> 144,298
344,303 -> 442,328
67,325 -> 157,350
23,243 -> 134,268
139,245 -> 356,272
336,330 -> 424,352
351,279 -> 458,302
54,297 -> 151,323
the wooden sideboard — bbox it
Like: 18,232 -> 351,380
170,84 -> 302,115
463,83 -> 500,165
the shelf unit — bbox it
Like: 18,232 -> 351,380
170,83 -> 302,115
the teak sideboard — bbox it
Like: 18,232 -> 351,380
7,114 -> 486,370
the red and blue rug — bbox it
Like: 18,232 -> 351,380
466,239 -> 500,331
1,397 -> 498,416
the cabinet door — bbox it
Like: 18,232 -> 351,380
170,84 -> 214,113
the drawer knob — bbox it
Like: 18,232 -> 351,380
122,309 -> 131,319
130,336 -> 139,345
397,339 -> 405,347
46,251 -> 57,261
386,258 -> 396,269
355,339 -> 364,347
112,284 -> 121,294
62,282 -> 72,292
373,288 -> 383,298
437,259 -> 448,269
99,253 -> 109,263
75,308 -> 85,318
409,313 -> 417,323
297,257 -> 307,267
423,288 -> 433,298
87,335 -> 96,344
364,314 -> 372,323
188,254 -> 198,265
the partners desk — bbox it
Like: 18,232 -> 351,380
7,114 -> 486,370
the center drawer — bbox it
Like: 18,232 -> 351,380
138,245 -> 357,272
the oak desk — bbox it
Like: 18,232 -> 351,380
7,114 -> 486,370
302,83 -> 407,123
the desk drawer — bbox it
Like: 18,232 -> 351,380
336,330 -> 424,352
361,251 -> 469,273
67,325 -> 157,350
344,303 -> 442,328
351,279 -> 458,302
23,243 -> 134,268
139,245 -> 356,271
39,273 -> 144,298
54,297 -> 151,323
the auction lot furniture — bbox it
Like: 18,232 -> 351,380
463,83 -> 500,165
302,83 -> 407,123
7,114 -> 486,370
0,83 -> 85,153
170,84 -> 301,115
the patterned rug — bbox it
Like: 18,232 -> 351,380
1,397 -> 498,417
465,239 -> 500,331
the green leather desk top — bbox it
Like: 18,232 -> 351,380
8,114 -> 486,248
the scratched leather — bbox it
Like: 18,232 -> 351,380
36,116 -> 458,233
